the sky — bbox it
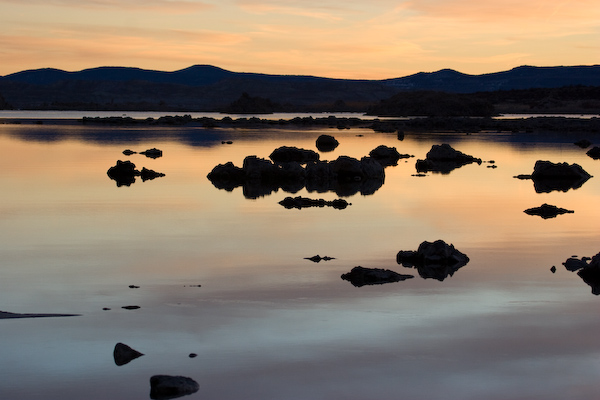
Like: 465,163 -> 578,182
0,0 -> 599,79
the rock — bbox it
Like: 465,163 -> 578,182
206,161 -> 245,191
122,149 -> 136,155
140,148 -> 163,159
341,266 -> 414,287
397,240 -> 470,281
0,311 -> 79,319
269,146 -> 319,164
416,143 -> 481,173
140,167 -> 166,182
129,285 -> 140,289
107,160 -> 140,187
577,254 -> 600,295
189,353 -> 197,358
586,146 -> 600,160
279,196 -> 350,210
113,342 -> 144,366
524,203 -> 574,219
316,135 -> 339,152
550,266 -> 557,273
304,255 -> 335,262
563,257 -> 589,272
528,160 -> 592,193
150,375 -> 199,400
122,305 -> 140,310
368,145 -> 412,167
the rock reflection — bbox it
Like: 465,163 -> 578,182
150,375 -> 199,400
515,160 -> 592,193
397,240 -> 470,281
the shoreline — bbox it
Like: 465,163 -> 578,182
1,114 -> 599,135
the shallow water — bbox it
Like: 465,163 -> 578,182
1,121 -> 600,399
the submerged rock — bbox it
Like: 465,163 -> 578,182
304,255 -> 335,263
279,196 -> 350,210
397,240 -> 470,281
415,143 -> 481,173
524,203 -> 574,219
140,148 -> 163,159
113,342 -> 144,366
150,375 -> 199,400
341,266 -> 414,287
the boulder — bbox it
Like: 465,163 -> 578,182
368,145 -> 411,166
269,146 -> 319,164
524,203 -> 574,219
341,266 -> 414,287
113,342 -> 144,366
416,143 -> 481,173
107,160 -> 140,187
316,135 -> 339,152
397,240 -> 469,281
529,160 -> 592,193
206,162 -> 245,191
150,375 -> 199,400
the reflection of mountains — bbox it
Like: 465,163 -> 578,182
207,145 -> 405,198
3,127 -> 228,147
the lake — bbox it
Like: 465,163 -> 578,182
1,117 -> 600,400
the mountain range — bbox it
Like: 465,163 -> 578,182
0,64 -> 599,112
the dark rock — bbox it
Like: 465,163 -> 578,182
189,353 -> 197,358
270,146 -> 319,164
563,257 -> 590,272
577,254 -> 600,295
113,342 -> 144,366
550,266 -> 557,273
150,375 -> 199,400
316,134 -> 339,152
206,162 -> 246,191
575,139 -> 592,148
129,285 -> 140,289
416,143 -> 482,173
397,240 -> 470,281
122,149 -> 136,155
524,203 -> 574,219
341,266 -> 414,287
304,255 -> 335,262
107,160 -> 140,187
527,160 -> 592,193
122,305 -> 140,310
368,145 -> 412,166
279,196 -> 350,210
586,146 -> 600,160
140,167 -> 166,182
140,148 -> 163,159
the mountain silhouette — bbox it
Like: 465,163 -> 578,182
0,64 -> 598,112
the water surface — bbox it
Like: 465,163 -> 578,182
1,121 -> 599,399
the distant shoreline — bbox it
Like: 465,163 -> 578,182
1,114 -> 599,135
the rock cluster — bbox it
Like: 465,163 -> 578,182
562,252 -> 600,295
341,266 -> 414,287
107,160 -> 165,187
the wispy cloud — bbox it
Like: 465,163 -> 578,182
0,0 -> 213,13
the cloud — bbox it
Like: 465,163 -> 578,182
0,0 -> 213,13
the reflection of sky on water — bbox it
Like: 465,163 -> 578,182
1,123 -> 600,399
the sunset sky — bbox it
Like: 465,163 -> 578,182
1,0 -> 598,79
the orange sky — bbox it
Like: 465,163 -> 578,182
0,0 -> 599,78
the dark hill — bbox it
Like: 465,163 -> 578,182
0,64 -> 599,112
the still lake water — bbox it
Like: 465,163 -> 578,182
1,117 -> 600,399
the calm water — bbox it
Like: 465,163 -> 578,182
1,119 -> 600,400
